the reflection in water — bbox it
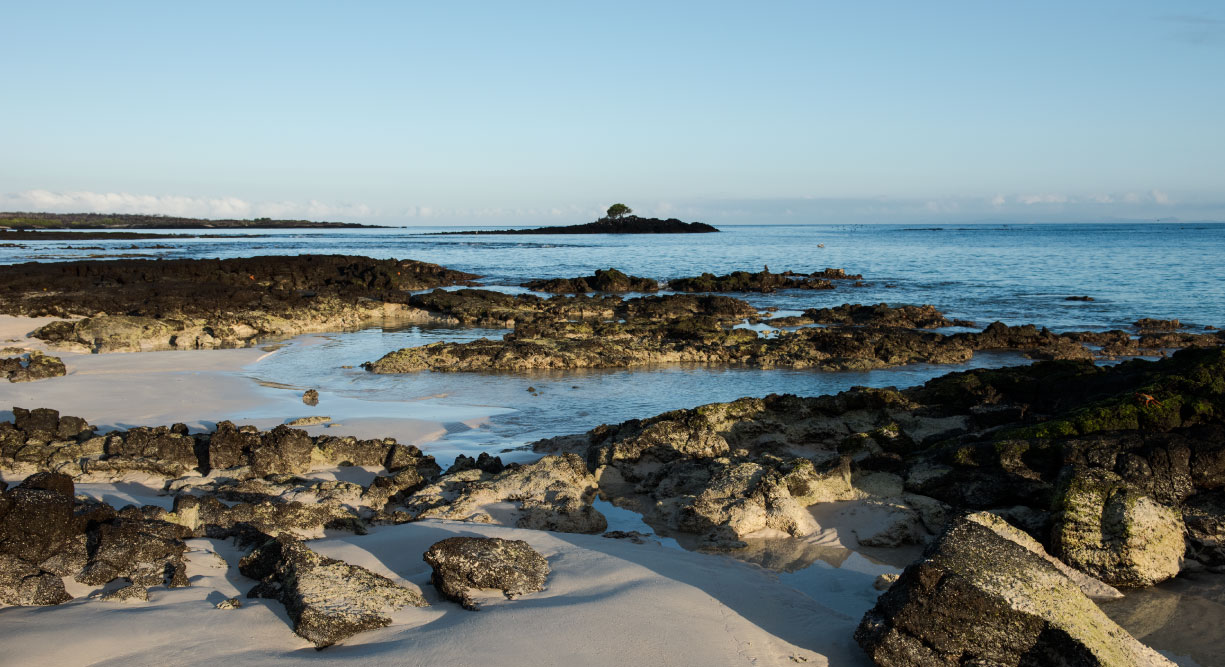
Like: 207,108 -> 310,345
1099,571 -> 1225,667
725,537 -> 857,572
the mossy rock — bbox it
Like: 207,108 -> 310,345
1051,467 -> 1184,588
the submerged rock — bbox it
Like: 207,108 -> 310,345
855,512 -> 1171,666
802,303 -> 971,328
241,534 -> 427,648
423,536 -> 549,610
667,268 -> 856,293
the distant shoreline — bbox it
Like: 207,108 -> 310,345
0,211 -> 384,229
0,229 -> 261,240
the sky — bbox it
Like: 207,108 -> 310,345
2,1 -> 1223,225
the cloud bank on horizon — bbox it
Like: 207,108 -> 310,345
1,2 -> 1222,225
4,188 -> 1217,226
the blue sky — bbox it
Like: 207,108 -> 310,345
2,1 -> 1223,225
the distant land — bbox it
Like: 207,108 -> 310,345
0,212 -> 382,229
435,216 -> 720,235
0,229 -> 253,241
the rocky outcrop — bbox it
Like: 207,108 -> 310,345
0,473 -> 190,606
2,351 -> 66,382
523,268 -> 659,293
1135,318 -> 1182,331
423,536 -> 550,610
241,534 -> 427,648
0,473 -> 85,605
0,410 -> 440,483
163,493 -> 350,540
407,288 -> 621,327
529,348 -> 1225,583
667,268 -> 860,293
1051,468 -> 1185,587
801,303 -> 974,328
302,389 -> 319,406
535,394 -> 892,546
0,255 -> 480,352
396,454 -> 607,534
364,302 -> 1215,372
855,512 -> 1171,666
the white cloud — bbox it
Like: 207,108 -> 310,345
1017,193 -> 1069,205
1151,190 -> 1171,205
990,194 -> 1006,207
2,189 -> 375,221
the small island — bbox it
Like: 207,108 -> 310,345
0,212 -> 383,229
436,203 -> 719,235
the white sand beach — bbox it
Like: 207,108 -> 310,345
0,316 -> 888,665
0,517 -> 875,666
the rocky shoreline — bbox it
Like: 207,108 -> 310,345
365,299 -> 1225,373
2,346 -> 1223,659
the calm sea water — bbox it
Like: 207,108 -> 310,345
5,223 -> 1223,331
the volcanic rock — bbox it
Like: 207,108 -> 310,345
1051,467 -> 1185,588
855,512 -> 1171,666
399,454 -> 606,533
523,268 -> 658,293
3,351 -> 66,382
241,534 -> 426,648
423,536 -> 550,610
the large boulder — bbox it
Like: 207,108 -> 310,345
855,512 -> 1171,666
0,472 -> 84,605
1051,467 -> 1185,588
423,536 -> 549,611
240,534 -> 427,648
75,518 -> 189,588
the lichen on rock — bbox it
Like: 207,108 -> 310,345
855,512 -> 1172,666
423,536 -> 549,611
240,534 -> 427,648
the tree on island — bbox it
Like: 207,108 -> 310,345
606,203 -> 632,220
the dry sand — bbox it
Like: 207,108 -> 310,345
0,518 -> 871,666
